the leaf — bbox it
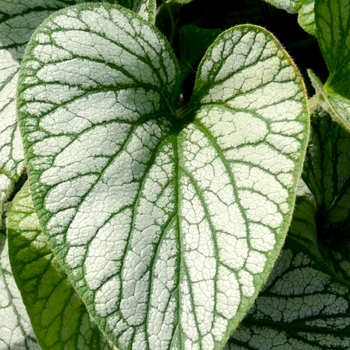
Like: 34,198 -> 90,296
7,181 -> 116,349
309,0 -> 350,130
225,235 -> 350,350
17,3 -> 309,349
262,0 -> 303,13
0,211 -> 40,349
0,0 -> 155,205
316,0 -> 350,98
298,0 -> 316,36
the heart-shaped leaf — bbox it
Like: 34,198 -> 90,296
17,3 -> 309,349
8,181 -> 116,349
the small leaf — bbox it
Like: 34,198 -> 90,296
0,214 -> 40,349
298,0 -> 316,36
310,0 -> 350,130
17,4 -> 309,349
308,70 -> 350,132
262,0 -> 303,13
316,0 -> 350,98
8,181 -> 116,349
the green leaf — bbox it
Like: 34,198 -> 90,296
0,213 -> 40,349
226,235 -> 350,350
308,69 -> 350,132
309,0 -> 350,130
17,3 -> 309,349
316,0 -> 350,98
262,0 -> 303,13
298,0 -> 316,36
8,181 -> 116,349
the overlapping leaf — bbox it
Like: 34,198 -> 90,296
7,182 -> 116,349
0,212 -> 40,349
310,0 -> 350,130
16,3 -> 308,349
0,174 -> 14,214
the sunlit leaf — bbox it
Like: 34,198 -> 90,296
17,3 -> 309,349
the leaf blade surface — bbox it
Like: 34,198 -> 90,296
17,5 -> 309,349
